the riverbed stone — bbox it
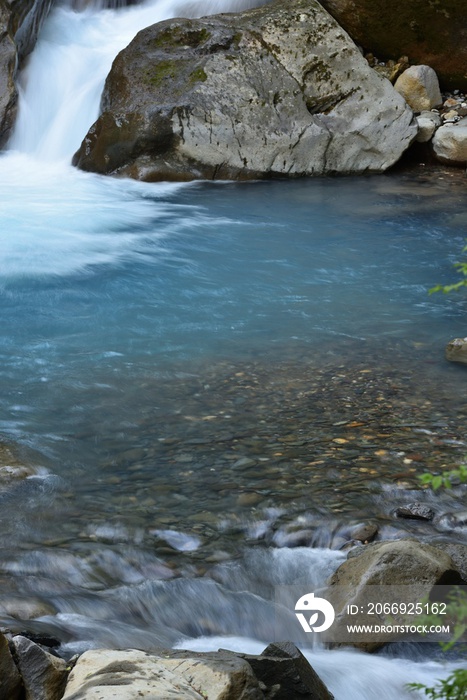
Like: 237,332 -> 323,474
349,522 -> 378,542
435,511 -> 467,532
0,596 -> 55,619
445,337 -> 467,363
12,635 -> 68,700
73,0 -> 416,181
433,120 -> 467,165
395,502 -> 435,521
394,65 -> 442,112
318,0 -> 467,90
415,111 -> 441,143
325,539 -> 464,651
62,647 -> 265,699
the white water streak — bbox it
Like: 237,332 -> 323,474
9,0 -> 269,160
2,0 -> 262,277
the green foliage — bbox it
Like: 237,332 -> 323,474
407,670 -> 467,700
406,589 -> 467,698
429,247 -> 467,295
419,588 -> 467,652
418,462 -> 467,491
414,243 -> 467,700
407,464 -> 467,699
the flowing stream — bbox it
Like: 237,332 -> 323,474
1,0 -> 467,696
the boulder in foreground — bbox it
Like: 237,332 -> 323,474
61,644 -> 334,699
325,539 -> 465,652
73,0 -> 416,181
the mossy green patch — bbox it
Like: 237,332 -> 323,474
151,25 -> 211,49
145,60 -> 179,87
144,59 -> 207,90
189,66 -> 207,84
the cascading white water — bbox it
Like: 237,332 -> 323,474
1,0 -> 272,278
1,2 -> 466,698
8,0 -> 270,160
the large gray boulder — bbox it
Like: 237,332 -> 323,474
0,0 -> 53,146
325,539 -> 465,652
62,647 -> 265,699
61,645 -> 335,699
73,0 -> 416,181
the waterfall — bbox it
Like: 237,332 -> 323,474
8,0 -> 271,161
3,0 -> 269,278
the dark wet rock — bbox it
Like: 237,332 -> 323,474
349,522 -> 378,542
438,543 -> 467,582
12,635 -> 68,700
272,528 -> 314,548
241,641 -> 334,700
237,491 -> 264,507
326,539 -> 465,651
0,0 -> 53,145
73,0 -> 416,181
395,502 -> 435,521
0,631 -> 22,700
435,510 -> 467,532
339,538 -> 364,552
319,0 -> 467,90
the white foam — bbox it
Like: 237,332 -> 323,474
0,154 -> 186,278
175,635 -> 466,700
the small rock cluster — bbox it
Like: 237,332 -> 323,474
438,91 -> 467,124
365,53 -> 410,84
365,51 -> 467,167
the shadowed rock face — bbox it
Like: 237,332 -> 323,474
319,0 -> 467,90
0,0 -> 53,146
72,0 -> 416,182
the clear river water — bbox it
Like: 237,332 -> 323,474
0,0 -> 467,696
